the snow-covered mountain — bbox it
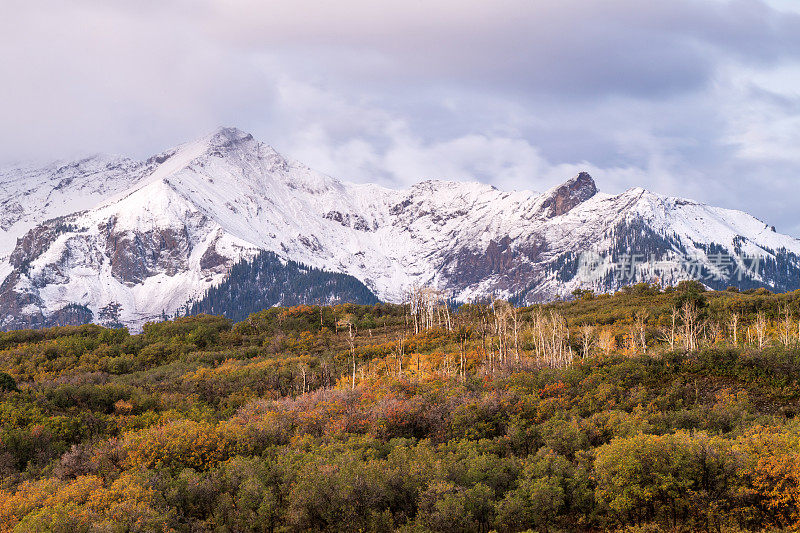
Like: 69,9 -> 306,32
2,127 -> 799,330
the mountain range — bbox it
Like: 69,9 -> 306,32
1,127 -> 799,331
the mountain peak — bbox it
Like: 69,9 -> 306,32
205,126 -> 255,148
147,127 -> 263,171
539,172 -> 598,217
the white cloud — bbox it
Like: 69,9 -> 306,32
721,62 -> 800,164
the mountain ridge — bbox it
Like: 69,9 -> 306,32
1,127 -> 799,330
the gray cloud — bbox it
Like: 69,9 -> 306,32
195,0 -> 800,97
1,0 -> 800,237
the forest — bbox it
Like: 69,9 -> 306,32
1,281 -> 800,532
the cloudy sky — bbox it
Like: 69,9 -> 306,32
3,0 -> 800,236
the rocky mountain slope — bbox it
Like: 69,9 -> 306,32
1,127 -> 799,330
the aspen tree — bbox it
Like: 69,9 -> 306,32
337,315 -> 357,389
728,312 -> 739,346
598,329 -> 616,355
395,334 -> 404,378
680,301 -> 700,351
779,306 -> 793,347
669,306 -> 679,351
754,311 -> 767,350
578,324 -> 594,359
637,313 -> 647,352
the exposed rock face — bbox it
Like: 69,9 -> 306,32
0,201 -> 24,232
0,268 -> 94,329
0,271 -> 46,329
323,211 -> 373,231
440,236 -> 548,290
539,172 -> 598,217
0,155 -> 151,258
199,238 -> 230,272
9,218 -> 80,270
106,226 -> 193,285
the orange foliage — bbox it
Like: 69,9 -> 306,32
753,452 -> 800,526
0,474 -> 168,532
122,419 -> 233,471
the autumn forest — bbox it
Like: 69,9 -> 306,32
2,281 -> 800,532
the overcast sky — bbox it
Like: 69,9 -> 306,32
3,0 -> 800,236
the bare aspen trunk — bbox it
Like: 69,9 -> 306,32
670,307 -> 678,351
779,307 -> 793,347
681,301 -> 699,351
710,321 -> 722,345
755,311 -> 767,350
729,313 -> 739,347
512,308 -> 520,363
579,325 -> 594,359
635,313 -> 647,353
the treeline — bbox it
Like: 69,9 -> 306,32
0,287 -> 799,531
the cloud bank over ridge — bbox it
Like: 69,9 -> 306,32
2,0 -> 800,235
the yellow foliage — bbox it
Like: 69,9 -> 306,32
753,452 -> 800,526
123,419 -> 232,471
0,473 -> 169,532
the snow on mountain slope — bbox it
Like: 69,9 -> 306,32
0,155 -> 150,256
1,127 -> 799,331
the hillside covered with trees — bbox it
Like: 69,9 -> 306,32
1,282 -> 800,531
185,250 -> 379,322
